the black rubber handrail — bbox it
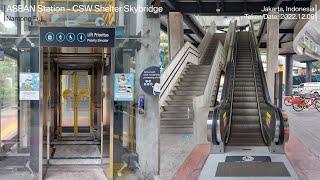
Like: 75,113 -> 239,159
249,21 -> 285,145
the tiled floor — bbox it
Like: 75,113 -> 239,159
160,134 -> 196,180
45,165 -> 108,180
172,104 -> 320,180
53,145 -> 100,158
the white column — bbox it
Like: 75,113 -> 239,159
168,12 -> 184,61
135,0 -> 160,178
266,11 -> 279,102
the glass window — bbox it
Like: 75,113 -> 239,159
0,0 -> 40,179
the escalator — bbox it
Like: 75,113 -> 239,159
211,29 -> 287,151
227,32 -> 265,146
203,22 -> 295,179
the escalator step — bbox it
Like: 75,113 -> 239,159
233,102 -> 257,109
232,115 -> 259,122
233,96 -> 256,102
233,109 -> 259,116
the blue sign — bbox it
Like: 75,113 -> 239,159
40,27 -> 115,47
114,74 -> 134,101
140,66 -> 161,95
0,51 -> 4,61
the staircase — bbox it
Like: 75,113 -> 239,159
160,65 -> 211,134
228,32 -> 265,146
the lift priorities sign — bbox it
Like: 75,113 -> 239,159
40,27 -> 115,47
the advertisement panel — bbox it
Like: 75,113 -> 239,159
19,73 -> 40,100
114,73 -> 134,101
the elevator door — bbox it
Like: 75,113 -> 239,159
60,70 -> 92,137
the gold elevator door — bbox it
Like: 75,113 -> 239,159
59,70 -> 92,137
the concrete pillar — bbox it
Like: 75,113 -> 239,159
266,11 -> 279,102
285,54 -> 293,96
168,12 -> 184,61
135,0 -> 160,178
306,61 -> 313,82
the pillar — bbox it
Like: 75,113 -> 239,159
285,54 -> 293,96
266,11 -> 279,102
306,61 -> 313,82
168,12 -> 184,61
135,0 -> 160,178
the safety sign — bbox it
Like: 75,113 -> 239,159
40,27 -> 115,47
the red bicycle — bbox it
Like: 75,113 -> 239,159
284,95 -> 294,106
292,96 -> 320,112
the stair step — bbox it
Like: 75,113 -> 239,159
182,74 -> 209,79
165,100 -> 192,105
168,95 -> 193,101
161,117 -> 190,121
175,86 -> 205,91
161,111 -> 190,118
162,105 -> 192,111
160,123 -> 193,127
179,77 -> 207,82
173,90 -> 203,96
160,127 -> 193,134
178,81 -> 207,86
232,115 -> 260,124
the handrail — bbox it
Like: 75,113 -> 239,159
249,20 -> 283,145
209,21 -> 237,146
198,22 -> 217,60
160,42 -> 200,106
248,31 -> 267,144
194,42 -> 225,106
225,30 -> 238,144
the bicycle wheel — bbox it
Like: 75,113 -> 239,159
314,100 -> 320,112
292,104 -> 303,111
284,99 -> 292,106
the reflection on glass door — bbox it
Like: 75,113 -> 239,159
60,71 -> 92,137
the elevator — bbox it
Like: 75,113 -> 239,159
42,47 -> 110,178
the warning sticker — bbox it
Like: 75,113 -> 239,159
223,112 -> 227,128
265,112 -> 271,128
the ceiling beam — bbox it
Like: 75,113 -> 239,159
182,15 -> 205,39
160,22 -> 199,44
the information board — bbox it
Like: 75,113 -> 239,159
140,66 -> 160,95
40,27 -> 115,47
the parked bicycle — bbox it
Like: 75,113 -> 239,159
284,95 -> 295,106
291,95 -> 320,112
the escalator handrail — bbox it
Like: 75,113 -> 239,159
225,32 -> 238,144
249,20 -> 283,144
248,31 -> 268,145
211,21 -> 237,145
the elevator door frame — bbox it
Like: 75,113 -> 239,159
46,58 -> 106,164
